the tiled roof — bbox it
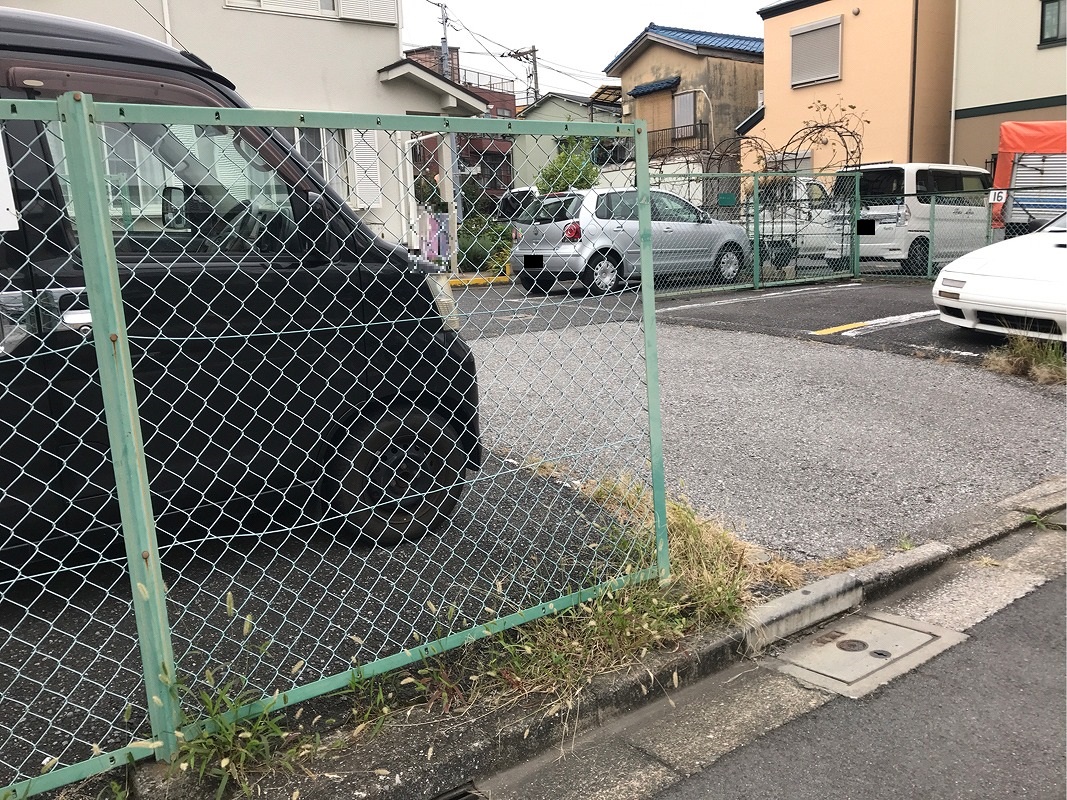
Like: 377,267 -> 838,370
646,24 -> 764,54
606,22 -> 764,72
628,76 -> 681,98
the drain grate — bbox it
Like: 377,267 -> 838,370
764,611 -> 969,698
430,782 -> 484,800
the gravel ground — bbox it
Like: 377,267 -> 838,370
475,319 -> 1065,561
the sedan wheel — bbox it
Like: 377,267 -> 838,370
713,244 -> 744,283
582,254 -> 622,295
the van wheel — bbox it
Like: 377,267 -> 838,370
325,408 -> 466,547
903,238 -> 930,276
713,243 -> 745,283
582,252 -> 623,294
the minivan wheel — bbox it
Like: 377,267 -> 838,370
582,253 -> 622,294
713,244 -> 745,283
903,238 -> 930,276
326,408 -> 466,547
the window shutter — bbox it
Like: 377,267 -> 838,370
339,0 -> 398,24
791,16 -> 841,87
673,92 -> 695,128
262,0 -> 321,13
349,130 -> 382,209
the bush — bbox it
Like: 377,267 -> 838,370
458,214 -> 512,274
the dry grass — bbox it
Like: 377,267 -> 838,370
983,335 -> 1066,384
809,546 -> 884,577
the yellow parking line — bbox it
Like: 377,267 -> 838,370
811,321 -> 869,335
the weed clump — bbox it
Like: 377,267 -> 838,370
983,335 -> 1066,384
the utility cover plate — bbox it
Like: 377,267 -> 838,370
764,611 -> 969,698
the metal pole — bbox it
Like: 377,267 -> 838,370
752,175 -> 762,289
634,121 -> 671,584
57,91 -> 181,761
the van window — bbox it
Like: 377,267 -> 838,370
857,169 -> 905,204
834,168 -> 905,205
43,121 -> 300,261
916,169 -> 991,206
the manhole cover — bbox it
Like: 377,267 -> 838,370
764,611 -> 968,698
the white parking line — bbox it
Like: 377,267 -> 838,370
838,310 -> 940,337
656,283 -> 863,314
908,344 -> 984,358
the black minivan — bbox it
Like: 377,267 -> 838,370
0,9 -> 480,565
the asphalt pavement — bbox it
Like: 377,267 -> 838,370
482,514 -> 1067,800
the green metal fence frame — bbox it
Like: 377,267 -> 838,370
1,94 -> 668,798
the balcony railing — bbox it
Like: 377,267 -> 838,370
647,122 -> 710,156
459,69 -> 515,94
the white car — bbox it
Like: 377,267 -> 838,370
932,212 -> 1066,341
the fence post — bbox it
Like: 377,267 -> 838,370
851,173 -> 861,278
928,194 -> 937,278
752,175 -> 762,290
633,122 -> 671,584
57,91 -> 181,762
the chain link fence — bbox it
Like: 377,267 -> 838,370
0,96 -> 669,797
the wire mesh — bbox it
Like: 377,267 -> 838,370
0,98 -> 665,796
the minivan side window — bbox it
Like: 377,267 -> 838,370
43,121 -> 301,262
916,169 -> 989,207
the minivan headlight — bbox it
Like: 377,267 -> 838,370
424,272 -> 461,332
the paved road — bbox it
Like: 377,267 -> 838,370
456,278 -> 1006,362
654,576 -> 1067,800
460,279 -> 1066,561
481,521 -> 1067,800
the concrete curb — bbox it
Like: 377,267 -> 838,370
128,477 -> 1066,800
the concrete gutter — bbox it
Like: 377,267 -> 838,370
130,475 -> 1065,800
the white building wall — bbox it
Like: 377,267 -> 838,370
5,0 -> 466,244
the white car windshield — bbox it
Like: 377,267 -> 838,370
1042,212 -> 1066,232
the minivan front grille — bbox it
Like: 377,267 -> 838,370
975,311 -> 1061,336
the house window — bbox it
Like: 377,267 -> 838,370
1041,0 -> 1066,44
496,108 -> 513,118
673,91 -> 696,133
225,0 -> 397,24
277,127 -> 381,209
791,16 -> 842,87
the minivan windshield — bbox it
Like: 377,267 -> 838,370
515,193 -> 582,224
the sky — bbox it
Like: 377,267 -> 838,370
399,0 -> 769,102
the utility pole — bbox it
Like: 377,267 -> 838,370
434,2 -> 463,272
504,46 -> 540,104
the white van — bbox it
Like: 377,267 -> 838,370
825,163 -> 992,274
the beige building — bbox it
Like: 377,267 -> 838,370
604,23 -> 764,170
951,0 -> 1066,169
747,0 -> 956,172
